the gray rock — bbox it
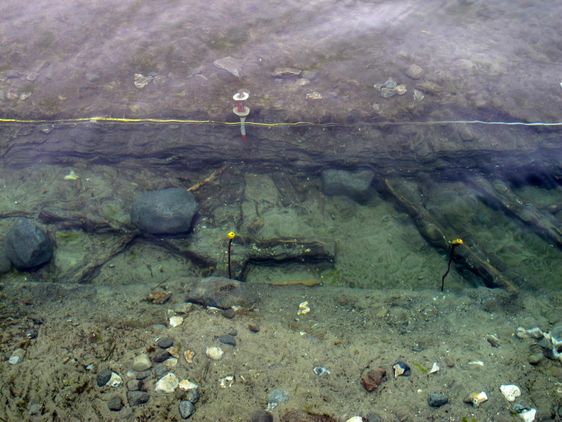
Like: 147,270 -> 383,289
0,243 -> 12,274
135,370 -> 151,380
153,350 -> 172,363
251,410 -> 273,422
131,188 -> 199,234
28,402 -> 43,416
126,380 -> 142,391
179,400 -> 195,419
4,219 -> 53,270
217,335 -> 236,346
107,395 -> 123,411
428,392 -> 449,407
157,337 -> 174,349
321,169 -> 375,202
185,276 -> 256,309
185,388 -> 200,404
127,391 -> 149,406
132,353 -> 152,371
96,368 -> 113,387
272,67 -> 303,78
8,348 -> 25,365
153,364 -> 169,379
405,64 -> 424,80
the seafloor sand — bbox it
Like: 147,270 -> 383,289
0,279 -> 561,421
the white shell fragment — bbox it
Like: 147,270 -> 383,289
428,362 -> 440,374
206,346 -> 224,360
468,360 -> 485,367
345,417 -> 364,422
219,375 -> 234,388
500,384 -> 521,402
178,379 -> 198,391
155,373 -> 179,393
164,357 -> 178,369
107,372 -> 123,388
169,315 -> 184,328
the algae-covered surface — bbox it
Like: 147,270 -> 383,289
0,162 -> 560,421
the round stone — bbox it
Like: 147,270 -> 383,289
179,400 -> 195,419
131,188 -> 199,234
96,368 -> 113,387
157,337 -> 174,349
107,395 -> 123,411
132,353 -> 152,372
4,219 -> 53,270
251,410 -> 273,422
428,392 -> 449,407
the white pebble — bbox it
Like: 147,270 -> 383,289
169,315 -> 184,327
108,372 -> 123,388
206,346 -> 224,360
178,379 -> 198,391
8,349 -> 25,365
155,373 -> 179,393
500,384 -> 521,402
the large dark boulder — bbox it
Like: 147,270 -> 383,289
321,168 -> 375,202
131,188 -> 199,234
0,242 -> 12,274
5,219 -> 54,270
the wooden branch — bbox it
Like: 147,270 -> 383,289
382,178 -> 518,293
469,176 -> 562,248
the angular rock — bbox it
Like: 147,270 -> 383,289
127,391 -> 149,406
96,368 -> 113,387
427,392 -> 448,407
132,353 -> 152,371
321,169 -> 375,202
131,188 -> 199,234
185,276 -> 256,309
361,367 -> 386,392
155,373 -> 179,393
272,67 -> 303,78
4,219 -> 53,270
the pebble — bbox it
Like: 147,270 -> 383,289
361,367 -> 386,392
463,391 -> 488,406
107,395 -> 123,411
169,316 -> 184,328
126,379 -> 142,391
213,56 -> 242,78
25,328 -> 38,339
127,391 -> 150,406
153,350 -> 172,363
405,64 -> 424,80
96,368 -> 113,387
108,372 -> 123,388
345,418 -> 363,422
135,370 -> 151,380
393,361 -> 411,378
221,308 -> 235,319
272,67 -> 303,78
179,400 -> 195,419
528,351 -> 544,365
184,388 -> 200,404
132,353 -> 152,371
251,410 -> 273,422
248,323 -> 260,333
8,349 -> 25,365
206,346 -> 224,360
500,384 -> 521,402
155,373 -> 179,393
267,388 -> 289,410
217,335 -> 237,346
427,392 -> 449,407
28,402 -> 42,416
157,337 -> 174,349
154,364 -> 169,379
178,379 -> 199,391
486,334 -> 501,348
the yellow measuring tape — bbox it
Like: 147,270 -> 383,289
0,116 -> 561,127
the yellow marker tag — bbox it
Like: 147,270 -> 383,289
227,231 -> 236,240
451,238 -> 464,246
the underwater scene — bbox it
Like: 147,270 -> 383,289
0,0 -> 561,421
